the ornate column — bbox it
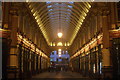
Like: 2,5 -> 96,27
39,54 -> 42,72
2,3 -> 11,79
8,3 -> 21,78
98,3 -> 112,79
9,15 -> 18,64
18,8 -> 26,33
91,3 -> 112,79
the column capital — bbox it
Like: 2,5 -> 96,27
18,9 -> 28,16
9,9 -> 18,16
9,3 -> 21,16
10,3 -> 27,16
91,3 -> 110,16
99,7 -> 110,16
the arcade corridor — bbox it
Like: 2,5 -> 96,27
1,1 -> 120,80
32,71 -> 88,79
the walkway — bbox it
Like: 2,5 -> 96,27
32,71 -> 93,80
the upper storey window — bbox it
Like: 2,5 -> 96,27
117,2 -> 120,21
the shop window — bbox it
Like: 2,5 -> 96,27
100,62 -> 102,74
93,64 -> 96,73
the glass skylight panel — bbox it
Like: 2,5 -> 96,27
48,9 -> 53,11
66,12 -> 71,14
66,20 -> 69,21
50,15 -> 58,17
67,9 -> 71,11
68,5 -> 73,8
47,5 -> 52,8
69,2 -> 74,4
55,3 -> 59,5
66,17 -> 69,20
49,12 -> 53,14
61,4 -> 66,7
46,1 -> 51,4
46,2 -> 73,36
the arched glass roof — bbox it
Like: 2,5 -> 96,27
28,2 -> 92,45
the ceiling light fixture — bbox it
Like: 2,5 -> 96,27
57,32 -> 63,38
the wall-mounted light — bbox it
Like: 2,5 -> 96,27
57,42 -> 63,46
50,42 -> 52,46
65,42 -> 66,46
53,42 -> 55,46
67,42 -> 70,46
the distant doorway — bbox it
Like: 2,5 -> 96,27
49,50 -> 70,72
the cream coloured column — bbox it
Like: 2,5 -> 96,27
91,2 -> 112,79
8,9 -> 19,78
9,16 -> 18,66
100,6 -> 112,79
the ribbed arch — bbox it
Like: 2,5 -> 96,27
28,2 -> 92,45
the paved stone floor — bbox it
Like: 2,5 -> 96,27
32,71 -> 90,80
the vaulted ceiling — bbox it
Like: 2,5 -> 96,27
27,2 -> 92,47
